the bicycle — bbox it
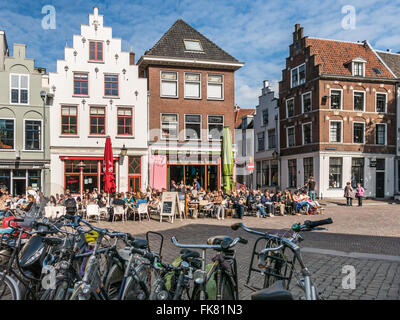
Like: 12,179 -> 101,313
231,218 -> 333,300
171,234 -> 247,300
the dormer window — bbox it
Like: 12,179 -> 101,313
184,39 -> 203,52
348,57 -> 367,77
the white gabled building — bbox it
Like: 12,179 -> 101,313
49,7 -> 148,196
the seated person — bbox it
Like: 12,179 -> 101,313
273,190 -> 285,216
229,192 -> 244,219
261,191 -> 275,217
213,191 -> 225,220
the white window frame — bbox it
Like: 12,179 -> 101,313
329,120 -> 343,143
330,88 -> 343,110
207,115 -> 224,141
290,63 -> 306,88
23,119 -> 43,152
160,113 -> 179,141
10,73 -> 29,105
160,71 -> 178,98
0,117 -> 16,151
353,90 -> 366,112
352,121 -> 365,144
302,122 -> 312,145
301,91 -> 312,114
352,62 -> 365,77
184,114 -> 202,141
286,98 -> 295,118
375,123 -> 387,145
286,126 -> 295,148
375,92 -> 387,113
207,74 -> 224,100
184,72 -> 201,99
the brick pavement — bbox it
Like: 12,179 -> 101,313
95,205 -> 400,300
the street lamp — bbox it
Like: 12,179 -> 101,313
119,145 -> 128,165
76,161 -> 86,199
272,150 -> 279,160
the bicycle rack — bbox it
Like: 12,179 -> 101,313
246,236 -> 296,290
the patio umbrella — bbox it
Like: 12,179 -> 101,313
221,127 -> 234,193
103,136 -> 116,194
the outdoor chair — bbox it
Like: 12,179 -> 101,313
53,206 -> 66,219
86,204 -> 101,222
113,205 -> 127,222
44,206 -> 54,219
136,203 -> 150,221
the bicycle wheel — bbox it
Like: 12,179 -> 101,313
220,274 -> 235,300
0,274 -> 20,300
121,264 -> 148,300
104,263 -> 124,300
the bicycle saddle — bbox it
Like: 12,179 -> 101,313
180,249 -> 200,260
251,281 -> 293,300
207,236 -> 232,246
42,237 -> 63,247
132,238 -> 148,249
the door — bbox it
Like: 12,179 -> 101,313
13,179 -> 26,196
376,172 -> 385,198
129,176 -> 141,193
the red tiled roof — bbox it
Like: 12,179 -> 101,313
305,38 -> 395,78
234,108 -> 255,128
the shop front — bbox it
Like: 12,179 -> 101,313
0,165 -> 44,196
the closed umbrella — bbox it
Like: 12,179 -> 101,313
103,136 -> 116,194
221,127 -> 234,193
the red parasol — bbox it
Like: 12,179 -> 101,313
103,136 -> 116,193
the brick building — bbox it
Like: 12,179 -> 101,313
279,24 -> 398,198
137,19 -> 243,191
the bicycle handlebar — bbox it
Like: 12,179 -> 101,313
171,236 -> 245,251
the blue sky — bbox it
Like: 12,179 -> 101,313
1,0 -> 400,108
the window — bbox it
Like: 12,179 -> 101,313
257,132 -> 265,152
74,73 -> 88,96
353,62 -> 364,76
117,107 -> 132,135
10,74 -> 29,104
184,40 -> 203,52
262,109 -> 268,125
268,129 -> 276,149
208,115 -> 223,140
242,131 -> 246,157
128,156 -> 142,192
286,98 -> 294,118
353,122 -> 365,144
351,158 -> 364,188
104,74 -> 118,96
25,120 -> 41,150
161,71 -> 178,97
161,114 -> 178,139
184,73 -> 201,98
376,124 -> 386,145
330,121 -> 342,143
288,159 -> 297,188
185,115 -> 201,140
262,160 -> 269,186
207,74 -> 223,100
353,91 -> 365,111
303,157 -> 313,184
89,41 -> 103,61
376,93 -> 387,113
271,161 -> 278,186
287,126 -> 295,147
302,92 -> 311,113
0,119 -> 14,149
330,90 -> 342,109
329,157 -> 342,188
290,63 -> 306,88
302,123 -> 312,145
90,107 -> 105,135
61,106 -> 78,135
256,161 -> 262,187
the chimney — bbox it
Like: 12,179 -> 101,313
129,51 -> 135,65
293,24 -> 303,42
93,6 -> 99,18
263,80 -> 269,88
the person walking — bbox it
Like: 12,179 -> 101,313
355,183 -> 365,207
344,182 -> 355,206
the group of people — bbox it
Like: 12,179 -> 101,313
343,182 -> 365,206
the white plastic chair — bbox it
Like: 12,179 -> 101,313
86,204 -> 100,222
137,203 -> 150,221
44,206 -> 54,219
113,205 -> 126,223
53,206 -> 66,219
